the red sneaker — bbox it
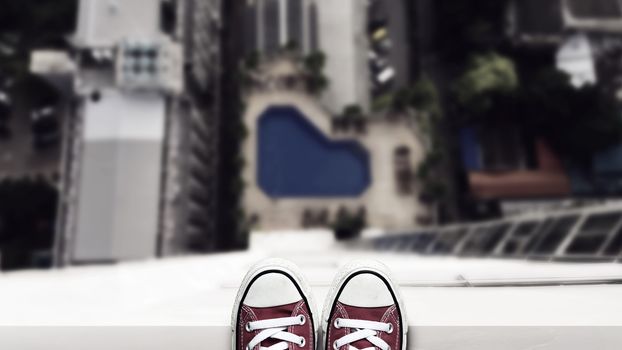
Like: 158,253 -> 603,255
232,259 -> 317,350
322,260 -> 407,350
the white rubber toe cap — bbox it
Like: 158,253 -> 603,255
244,272 -> 302,307
337,272 -> 395,308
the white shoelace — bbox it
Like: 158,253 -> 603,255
246,315 -> 307,350
333,318 -> 393,350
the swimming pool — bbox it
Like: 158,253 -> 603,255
258,106 -> 371,197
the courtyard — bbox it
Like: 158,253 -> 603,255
242,59 -> 428,230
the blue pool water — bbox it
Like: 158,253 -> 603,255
258,106 -> 371,197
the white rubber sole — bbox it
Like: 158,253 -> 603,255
231,258 -> 318,350
321,259 -> 408,350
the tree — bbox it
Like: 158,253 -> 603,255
343,104 -> 363,118
332,206 -> 367,240
303,51 -> 329,95
392,88 -> 412,113
0,0 -> 77,76
454,52 -> 518,115
464,67 -> 622,164
304,51 -> 326,73
520,69 -> 622,162
306,74 -> 329,95
0,177 -> 58,270
435,0 -> 510,59
410,77 -> 439,113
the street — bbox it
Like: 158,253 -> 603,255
369,0 -> 411,91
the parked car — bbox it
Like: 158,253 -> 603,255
371,27 -> 388,42
368,50 -> 389,72
30,106 -> 60,149
375,66 -> 395,86
371,27 -> 392,53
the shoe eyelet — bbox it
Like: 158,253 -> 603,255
386,323 -> 393,334
298,337 -> 306,348
333,318 -> 341,329
333,341 -> 339,350
245,323 -> 252,332
298,314 -> 306,325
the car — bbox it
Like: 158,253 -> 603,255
371,27 -> 388,42
368,50 -> 389,72
375,66 -> 395,86
370,27 -> 392,53
30,105 -> 60,149
374,37 -> 392,53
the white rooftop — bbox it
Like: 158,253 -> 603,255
29,50 -> 77,75
2,231 -> 622,349
556,33 -> 597,88
74,0 -> 162,48
316,0 -> 370,113
73,90 -> 165,263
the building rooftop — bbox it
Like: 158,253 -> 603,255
316,0 -> 369,113
556,33 -> 597,88
1,232 -> 622,348
567,0 -> 622,19
74,0 -> 162,48
73,90 -> 165,263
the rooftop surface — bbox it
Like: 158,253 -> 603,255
315,0 -> 369,113
2,232 -> 622,348
74,0 -> 161,47
567,0 -> 622,19
73,91 -> 164,262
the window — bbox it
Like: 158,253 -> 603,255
459,226 -> 490,255
524,219 -> 554,253
460,223 -> 510,255
429,228 -> 468,254
566,212 -> 622,255
410,232 -> 436,253
604,225 -> 622,256
531,216 -> 579,255
482,223 -> 512,253
501,221 -> 539,255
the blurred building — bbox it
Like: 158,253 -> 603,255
244,0 -> 317,56
456,0 -> 622,219
165,0 -> 223,254
30,0 -> 223,265
242,0 -> 368,114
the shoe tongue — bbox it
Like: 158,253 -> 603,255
245,301 -> 303,348
337,302 -> 393,350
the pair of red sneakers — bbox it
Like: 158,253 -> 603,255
232,259 -> 407,350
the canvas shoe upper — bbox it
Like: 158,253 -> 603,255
232,259 -> 316,350
322,260 -> 407,350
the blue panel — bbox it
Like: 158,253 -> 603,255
258,106 -> 371,197
459,127 -> 481,171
